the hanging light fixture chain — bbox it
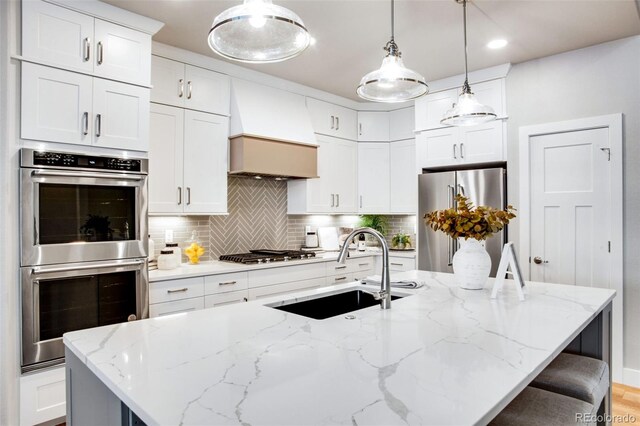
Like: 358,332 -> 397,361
384,0 -> 400,57
391,0 -> 395,41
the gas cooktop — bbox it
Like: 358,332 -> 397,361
219,249 -> 316,264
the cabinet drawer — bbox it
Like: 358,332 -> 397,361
149,277 -> 204,304
326,257 -> 374,276
353,269 -> 375,281
248,277 -> 325,300
20,365 -> 66,426
205,290 -> 248,308
248,262 -> 326,288
325,273 -> 354,286
389,257 -> 416,272
204,272 -> 248,295
149,297 -> 204,318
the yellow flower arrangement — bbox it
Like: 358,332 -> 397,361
184,242 -> 205,264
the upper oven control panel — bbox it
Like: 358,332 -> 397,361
21,149 -> 148,174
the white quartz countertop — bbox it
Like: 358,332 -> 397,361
149,249 -> 416,282
64,271 -> 614,426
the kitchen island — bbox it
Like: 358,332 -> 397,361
64,271 -> 614,425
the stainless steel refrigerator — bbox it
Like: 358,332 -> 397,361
418,167 -> 507,277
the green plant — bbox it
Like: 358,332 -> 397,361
359,215 -> 389,236
392,233 -> 412,248
424,195 -> 516,241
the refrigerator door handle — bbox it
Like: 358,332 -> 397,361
447,184 -> 456,266
457,184 -> 465,197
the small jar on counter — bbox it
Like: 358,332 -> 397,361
165,242 -> 182,265
157,250 -> 177,270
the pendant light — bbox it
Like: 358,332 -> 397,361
357,0 -> 428,103
441,0 -> 496,126
208,0 -> 310,63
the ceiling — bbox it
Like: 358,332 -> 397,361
104,0 -> 640,101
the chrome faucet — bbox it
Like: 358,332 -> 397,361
337,227 -> 392,309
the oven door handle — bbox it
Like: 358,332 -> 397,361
31,169 -> 146,181
31,259 -> 145,275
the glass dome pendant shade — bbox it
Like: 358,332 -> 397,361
357,0 -> 428,103
208,0 -> 310,63
441,0 -> 496,126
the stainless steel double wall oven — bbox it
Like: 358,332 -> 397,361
20,149 -> 149,371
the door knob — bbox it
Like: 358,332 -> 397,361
533,256 -> 548,265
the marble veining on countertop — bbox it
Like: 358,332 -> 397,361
64,271 -> 614,426
149,250 -> 415,282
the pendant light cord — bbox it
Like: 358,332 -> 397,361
391,0 -> 395,41
384,0 -> 400,57
462,0 -> 471,94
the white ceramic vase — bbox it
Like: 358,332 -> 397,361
452,238 -> 492,290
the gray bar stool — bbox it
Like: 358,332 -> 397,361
530,353 -> 609,408
490,387 -> 596,426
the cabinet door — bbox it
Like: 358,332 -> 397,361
149,297 -> 204,318
333,138 -> 358,213
414,88 -> 458,131
183,111 -> 229,214
389,107 -> 415,141
459,120 -> 504,164
204,290 -> 248,308
184,65 -> 230,116
390,139 -> 418,214
357,112 -> 389,142
470,79 -> 505,118
305,136 -> 334,213
22,0 -> 95,73
150,56 -> 186,108
416,128 -> 459,169
93,19 -> 151,86
333,105 -> 358,140
149,104 -> 185,214
21,63 -> 93,145
92,78 -> 150,151
357,143 -> 390,213
306,97 -> 333,136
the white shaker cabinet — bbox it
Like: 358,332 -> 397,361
92,78 -> 150,151
306,98 -> 357,140
358,143 -> 390,213
151,56 -> 230,116
415,127 -> 459,169
357,112 -> 389,142
390,139 -> 418,214
149,104 -> 229,215
389,107 -> 415,141
21,63 -> 93,145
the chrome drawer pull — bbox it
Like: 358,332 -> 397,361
358,263 -> 370,267
391,263 -> 404,267
167,287 -> 188,294
219,281 -> 237,286
335,265 -> 347,270
335,276 -> 347,281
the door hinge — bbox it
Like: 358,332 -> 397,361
600,147 -> 611,161
608,241 -> 611,253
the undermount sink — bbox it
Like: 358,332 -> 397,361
269,289 -> 405,320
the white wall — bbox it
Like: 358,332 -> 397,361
505,36 -> 640,379
1,0 -> 22,423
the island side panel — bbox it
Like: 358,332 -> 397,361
65,348 -> 123,426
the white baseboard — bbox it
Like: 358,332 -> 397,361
622,367 -> 640,387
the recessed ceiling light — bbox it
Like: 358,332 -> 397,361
487,39 -> 508,49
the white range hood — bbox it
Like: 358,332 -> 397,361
229,78 -> 318,178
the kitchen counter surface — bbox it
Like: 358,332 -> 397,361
149,250 -> 415,282
64,270 -> 614,425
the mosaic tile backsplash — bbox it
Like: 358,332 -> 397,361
149,177 -> 416,260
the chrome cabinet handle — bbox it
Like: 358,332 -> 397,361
360,195 -> 363,208
243,297 -> 248,302
453,143 -> 457,159
167,287 -> 188,294
97,41 -> 103,65
336,116 -> 340,130
335,265 -> 347,270
219,281 -> 237,286
82,112 -> 89,135
186,187 -> 191,205
359,263 -> 370,267
359,123 -> 362,135
178,79 -> 184,98
391,262 -> 404,267
331,193 -> 335,207
533,256 -> 549,265
177,187 -> 182,205
330,115 -> 335,130
187,81 -> 192,99
95,114 -> 101,137
336,193 -> 340,207
460,142 -> 465,159
83,37 -> 91,62
335,276 -> 347,281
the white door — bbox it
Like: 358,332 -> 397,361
521,115 -> 623,382
358,112 -> 389,142
150,56 -> 186,108
21,63 -> 93,145
529,128 -> 610,286
184,65 -> 230,116
358,142 -> 390,213
416,128 -> 458,169
306,136 -> 333,213
183,110 -> 229,214
459,120 -> 504,164
22,0 -> 95,73
93,19 -> 151,86
390,139 -> 417,214
333,138 -> 358,213
92,78 -> 150,151
149,104 -> 184,214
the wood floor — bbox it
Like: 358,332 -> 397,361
613,383 -> 640,424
